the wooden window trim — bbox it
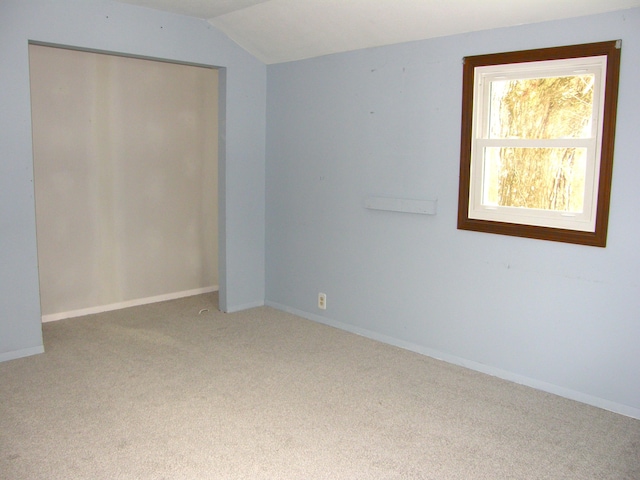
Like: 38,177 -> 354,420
457,41 -> 621,247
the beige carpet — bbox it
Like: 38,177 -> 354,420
1,293 -> 638,479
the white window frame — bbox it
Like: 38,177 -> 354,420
469,56 -> 606,232
457,41 -> 621,247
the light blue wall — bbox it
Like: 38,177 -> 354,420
266,9 -> 640,417
0,0 -> 266,361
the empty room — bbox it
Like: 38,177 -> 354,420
1,1 -> 639,478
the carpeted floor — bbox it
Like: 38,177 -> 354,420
1,293 -> 639,479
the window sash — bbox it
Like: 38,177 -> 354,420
469,142 -> 599,230
467,56 -> 607,232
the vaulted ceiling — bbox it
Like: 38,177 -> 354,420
116,0 -> 640,64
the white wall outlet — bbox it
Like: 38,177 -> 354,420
318,292 -> 327,310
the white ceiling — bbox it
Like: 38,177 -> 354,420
116,0 -> 640,64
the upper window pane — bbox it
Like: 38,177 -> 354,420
488,75 -> 595,140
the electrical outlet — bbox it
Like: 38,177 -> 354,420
318,292 -> 327,310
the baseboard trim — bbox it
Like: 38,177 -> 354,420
223,300 -> 265,313
265,300 -> 640,420
42,286 -> 219,323
0,345 -> 45,362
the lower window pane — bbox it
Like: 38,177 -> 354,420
483,147 -> 587,213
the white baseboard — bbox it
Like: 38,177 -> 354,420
223,300 -> 265,313
42,286 -> 219,323
0,345 -> 45,362
265,300 -> 640,421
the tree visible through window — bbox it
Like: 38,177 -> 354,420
458,41 -> 621,247
489,75 -> 592,211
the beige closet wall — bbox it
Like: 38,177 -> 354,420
29,45 -> 218,316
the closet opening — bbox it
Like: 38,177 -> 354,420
29,43 -> 221,321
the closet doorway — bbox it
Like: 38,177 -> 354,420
29,44 -> 219,320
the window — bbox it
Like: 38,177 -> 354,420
457,41 -> 621,246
